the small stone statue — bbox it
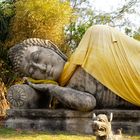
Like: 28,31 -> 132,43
92,113 -> 122,140
7,25 -> 137,112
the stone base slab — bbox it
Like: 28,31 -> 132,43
5,109 -> 140,135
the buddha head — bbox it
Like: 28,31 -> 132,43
8,38 -> 67,81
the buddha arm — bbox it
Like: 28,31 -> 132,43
27,82 -> 96,112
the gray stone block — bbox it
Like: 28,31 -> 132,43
5,109 -> 140,135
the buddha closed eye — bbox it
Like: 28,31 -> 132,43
31,51 -> 40,63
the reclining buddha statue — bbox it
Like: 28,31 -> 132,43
7,25 -> 140,112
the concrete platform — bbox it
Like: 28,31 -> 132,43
5,109 -> 140,135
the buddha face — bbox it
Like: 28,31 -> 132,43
20,46 -> 66,81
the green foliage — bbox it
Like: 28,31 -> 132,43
133,28 -> 140,41
0,1 -> 16,86
0,0 -> 14,42
64,0 -> 93,50
6,0 -> 73,48
65,22 -> 92,51
65,0 -> 114,50
0,47 -> 17,86
125,27 -> 132,36
65,0 -> 139,50
94,14 -> 111,25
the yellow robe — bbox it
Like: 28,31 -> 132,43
59,25 -> 140,106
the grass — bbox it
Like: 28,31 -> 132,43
0,127 -> 140,140
0,127 -> 95,140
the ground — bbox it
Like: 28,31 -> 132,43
0,127 -> 140,140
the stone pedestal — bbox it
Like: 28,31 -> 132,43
5,109 -> 140,135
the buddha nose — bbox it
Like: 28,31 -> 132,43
32,62 -> 46,71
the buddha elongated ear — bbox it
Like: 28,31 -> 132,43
92,113 -> 96,119
109,112 -> 113,122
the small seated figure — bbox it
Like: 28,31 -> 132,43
7,25 -> 140,111
92,113 -> 123,140
92,113 -> 113,140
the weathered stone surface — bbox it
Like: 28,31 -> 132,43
7,84 -> 51,109
92,114 -> 114,140
5,109 -> 140,135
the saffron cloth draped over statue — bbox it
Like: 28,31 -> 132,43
59,25 -> 140,106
